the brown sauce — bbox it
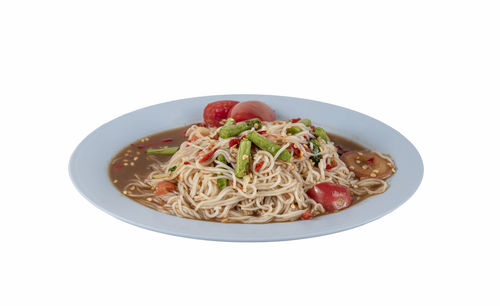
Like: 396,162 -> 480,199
109,126 -> 187,193
109,125 -> 370,217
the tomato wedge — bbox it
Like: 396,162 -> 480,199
203,100 -> 239,127
155,180 -> 176,196
228,101 -> 276,122
306,182 -> 352,212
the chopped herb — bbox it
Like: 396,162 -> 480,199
309,139 -> 322,167
146,147 -> 179,155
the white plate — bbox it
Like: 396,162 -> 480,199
69,94 -> 423,242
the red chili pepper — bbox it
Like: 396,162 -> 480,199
257,130 -> 267,135
367,157 -> 374,163
291,118 -> 301,123
293,146 -> 301,156
229,136 -> 246,147
199,149 -> 217,162
255,161 -> 265,172
310,125 -> 315,130
325,160 -> 337,170
301,210 -> 313,220
229,138 -> 240,147
137,138 -> 174,149
114,163 -> 124,169
184,161 -> 190,165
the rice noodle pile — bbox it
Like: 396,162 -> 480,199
126,121 -> 393,223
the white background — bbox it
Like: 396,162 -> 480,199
1,1 -> 499,305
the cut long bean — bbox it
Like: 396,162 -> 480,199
246,131 -> 291,162
314,127 -> 330,143
216,154 -> 228,189
298,118 -> 311,126
235,138 -> 252,178
286,126 -> 302,135
146,147 -> 179,155
217,177 -> 228,190
286,119 -> 311,135
224,118 -> 236,127
219,118 -> 262,139
217,154 -> 227,163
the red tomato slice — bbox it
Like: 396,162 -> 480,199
228,101 -> 276,122
203,100 -> 239,127
301,210 -> 313,220
155,180 -> 176,196
306,182 -> 352,212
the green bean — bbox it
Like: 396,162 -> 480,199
286,119 -> 311,135
224,118 -> 236,127
298,118 -> 311,126
219,118 -> 262,139
286,126 -> 302,135
216,154 -> 228,189
235,138 -> 252,178
246,131 -> 291,162
146,147 -> 179,155
217,177 -> 228,190
309,139 -> 322,167
217,154 -> 227,164
314,127 -> 330,143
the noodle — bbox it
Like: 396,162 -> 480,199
126,121 -> 394,223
